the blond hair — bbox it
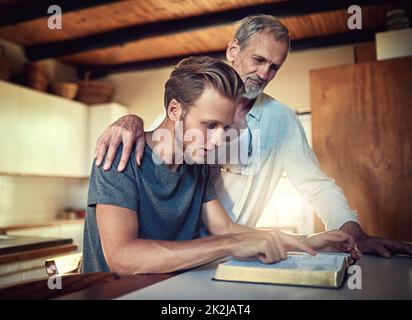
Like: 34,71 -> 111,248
164,56 -> 245,111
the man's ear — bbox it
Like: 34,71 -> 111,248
226,39 -> 240,64
167,99 -> 183,121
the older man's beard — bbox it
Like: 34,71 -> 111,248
243,75 -> 266,99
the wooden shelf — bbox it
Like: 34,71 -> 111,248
0,244 -> 78,265
0,171 -> 90,179
0,219 -> 84,234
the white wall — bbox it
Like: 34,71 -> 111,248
106,67 -> 173,129
266,45 -> 355,110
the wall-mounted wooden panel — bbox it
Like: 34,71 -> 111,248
354,42 -> 376,63
311,56 -> 412,241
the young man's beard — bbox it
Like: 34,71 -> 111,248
173,118 -> 185,164
175,116 -> 212,165
173,115 -> 199,164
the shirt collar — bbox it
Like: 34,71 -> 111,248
246,93 -> 264,122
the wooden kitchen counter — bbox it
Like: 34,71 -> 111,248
0,235 -> 78,288
0,271 -> 174,300
0,243 -> 77,265
0,219 -> 84,234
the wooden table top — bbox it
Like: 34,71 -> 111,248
1,255 -> 411,300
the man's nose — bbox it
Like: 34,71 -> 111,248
256,65 -> 270,81
209,128 -> 225,147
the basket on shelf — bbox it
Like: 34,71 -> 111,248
24,62 -> 49,91
50,81 -> 79,100
76,71 -> 114,104
0,45 -> 11,81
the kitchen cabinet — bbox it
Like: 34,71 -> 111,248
0,80 -> 129,177
0,82 -> 22,173
0,80 -> 88,177
20,89 -> 88,177
7,221 -> 84,251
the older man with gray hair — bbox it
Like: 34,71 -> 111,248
94,15 -> 412,258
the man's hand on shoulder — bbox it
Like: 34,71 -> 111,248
95,115 -> 145,172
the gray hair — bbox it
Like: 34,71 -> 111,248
234,14 -> 290,49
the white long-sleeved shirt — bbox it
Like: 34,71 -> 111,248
147,93 -> 359,230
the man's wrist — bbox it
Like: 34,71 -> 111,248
221,234 -> 240,257
300,234 -> 308,243
339,221 -> 367,240
288,234 -> 309,250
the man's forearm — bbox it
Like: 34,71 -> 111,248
109,235 -> 236,275
225,221 -> 256,234
225,223 -> 308,252
226,222 -> 306,241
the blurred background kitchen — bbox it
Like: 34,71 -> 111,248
0,0 -> 411,287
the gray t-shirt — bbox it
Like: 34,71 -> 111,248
82,144 -> 216,273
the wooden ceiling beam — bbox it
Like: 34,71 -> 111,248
0,0 -> 121,28
77,50 -> 225,78
78,26 -> 384,78
26,0 -> 406,60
